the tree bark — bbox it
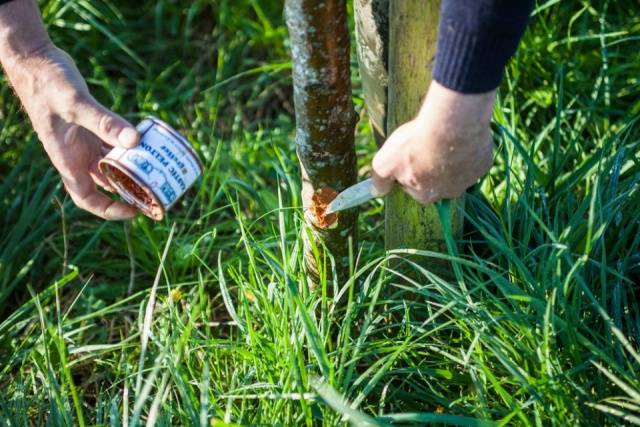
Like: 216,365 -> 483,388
285,0 -> 358,282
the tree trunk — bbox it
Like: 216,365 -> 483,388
285,0 -> 358,283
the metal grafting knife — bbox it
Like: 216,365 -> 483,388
325,178 -> 379,214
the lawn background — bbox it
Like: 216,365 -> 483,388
1,0 -> 640,425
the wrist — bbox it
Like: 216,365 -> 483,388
417,81 -> 495,128
0,0 -> 52,72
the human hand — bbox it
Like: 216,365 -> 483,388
371,81 -> 496,204
0,1 -> 139,220
7,45 -> 140,219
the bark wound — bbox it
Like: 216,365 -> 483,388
308,188 -> 339,229
285,0 -> 358,282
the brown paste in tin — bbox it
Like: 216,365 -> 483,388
309,188 -> 338,229
101,162 -> 164,220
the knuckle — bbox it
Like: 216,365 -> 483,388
99,114 -> 119,137
372,154 -> 389,175
70,194 -> 88,210
406,175 -> 424,191
64,182 -> 91,210
74,195 -> 105,218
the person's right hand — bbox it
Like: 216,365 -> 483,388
371,81 -> 496,204
4,42 -> 140,220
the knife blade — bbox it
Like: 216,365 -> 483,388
325,178 -> 378,214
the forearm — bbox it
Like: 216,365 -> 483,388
0,0 -> 51,72
433,0 -> 534,94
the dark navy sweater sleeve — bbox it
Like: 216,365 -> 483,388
433,0 -> 534,94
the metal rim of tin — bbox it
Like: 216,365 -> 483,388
143,116 -> 204,174
99,158 -> 166,220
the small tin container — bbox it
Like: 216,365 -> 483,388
99,117 -> 202,220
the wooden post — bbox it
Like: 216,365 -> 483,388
354,0 -> 389,145
356,0 -> 463,256
285,0 -> 358,282
385,0 -> 463,254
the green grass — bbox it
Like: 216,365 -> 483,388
1,0 -> 640,425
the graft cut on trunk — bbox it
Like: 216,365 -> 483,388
308,188 -> 339,229
285,0 -> 358,282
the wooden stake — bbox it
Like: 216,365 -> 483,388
384,0 -> 464,256
356,0 -> 464,256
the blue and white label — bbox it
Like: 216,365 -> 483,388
105,118 -> 201,209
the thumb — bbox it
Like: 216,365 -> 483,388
75,96 -> 139,148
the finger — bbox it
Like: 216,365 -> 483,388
89,162 -> 115,192
441,188 -> 468,200
403,186 -> 441,205
101,142 -> 113,157
63,169 -> 137,220
371,148 -> 396,197
74,97 -> 139,148
68,188 -> 138,220
371,168 -> 394,197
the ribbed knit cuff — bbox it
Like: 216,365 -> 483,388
433,0 -> 533,94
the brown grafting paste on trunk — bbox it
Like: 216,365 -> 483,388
102,163 -> 164,220
309,187 -> 339,229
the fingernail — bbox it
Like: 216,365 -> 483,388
118,127 -> 139,148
